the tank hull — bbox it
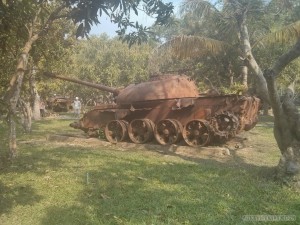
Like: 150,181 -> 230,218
73,94 -> 260,146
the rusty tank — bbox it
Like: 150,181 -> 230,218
47,95 -> 72,112
45,72 -> 261,147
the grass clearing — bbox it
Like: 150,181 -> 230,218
0,115 -> 300,225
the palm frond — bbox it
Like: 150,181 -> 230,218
148,35 -> 229,72
253,20 -> 300,48
158,35 -> 228,59
180,0 -> 219,19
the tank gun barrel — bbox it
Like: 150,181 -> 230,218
44,72 -> 120,95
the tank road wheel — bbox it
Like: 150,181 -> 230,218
105,120 -> 128,143
154,119 -> 183,145
128,119 -> 155,144
183,119 -> 211,147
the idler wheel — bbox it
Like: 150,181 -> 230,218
215,113 -> 236,132
213,112 -> 239,138
128,119 -> 155,144
105,120 -> 128,143
183,119 -> 211,147
154,119 -> 182,145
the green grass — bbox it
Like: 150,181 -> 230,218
0,116 -> 300,225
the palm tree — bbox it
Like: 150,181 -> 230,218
154,0 -> 271,101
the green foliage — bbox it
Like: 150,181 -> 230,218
0,0 -> 173,44
158,35 -> 228,59
0,0 -> 174,98
117,24 -> 153,48
219,83 -> 247,95
64,0 -> 174,44
0,0 -> 34,96
254,21 -> 300,47
40,35 -> 154,102
0,0 -> 75,98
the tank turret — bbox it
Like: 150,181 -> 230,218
44,72 -> 200,104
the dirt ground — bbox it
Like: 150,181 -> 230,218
29,113 -> 278,169
44,128 -> 278,169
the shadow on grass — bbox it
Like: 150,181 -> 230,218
0,145 -> 69,175
40,206 -> 92,225
146,143 -> 278,181
35,147 -> 299,225
0,181 -> 43,215
0,143 -> 70,216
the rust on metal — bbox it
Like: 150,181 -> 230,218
46,73 -> 261,147
116,75 -> 199,103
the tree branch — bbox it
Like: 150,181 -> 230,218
38,4 -> 66,37
264,69 -> 282,118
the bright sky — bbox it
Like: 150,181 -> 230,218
90,0 -> 182,37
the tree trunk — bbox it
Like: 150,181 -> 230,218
19,99 -> 32,132
4,36 -> 38,158
236,11 -> 269,103
227,62 -> 234,87
262,102 -> 270,116
5,53 -> 29,158
270,80 -> 300,188
229,74 -> 234,87
264,39 -> 300,188
8,115 -> 17,158
240,65 -> 248,90
29,67 -> 41,120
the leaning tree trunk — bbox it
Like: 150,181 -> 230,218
5,53 -> 30,158
264,39 -> 300,188
236,10 -> 269,103
4,33 -> 39,158
3,4 -> 64,159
